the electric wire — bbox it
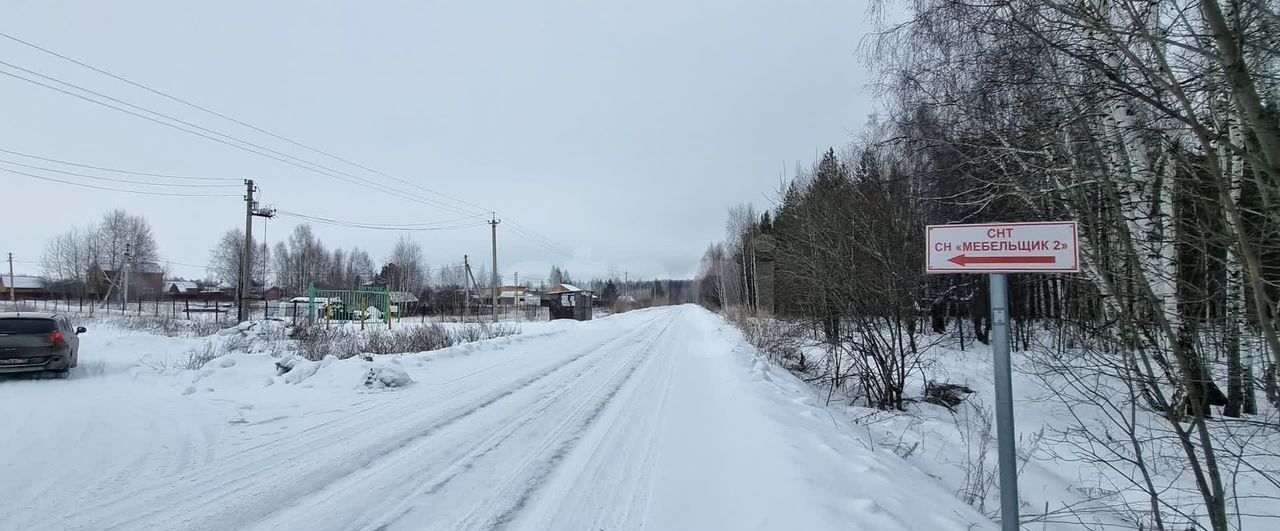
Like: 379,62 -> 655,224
0,30 -> 491,216
276,210 -> 488,228
0,157 -> 242,188
0,34 -> 575,259
0,147 -> 239,181
275,210 -> 489,231
0,34 -> 570,249
1,167 -> 241,197
0,61 -> 479,217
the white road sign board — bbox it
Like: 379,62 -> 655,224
926,221 -> 1079,273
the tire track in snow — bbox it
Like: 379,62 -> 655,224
0,380 -> 222,530
59,312 -> 670,531
472,320 -> 673,531
362,316 -> 678,531
497,311 -> 685,531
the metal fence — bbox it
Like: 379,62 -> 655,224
306,283 -> 392,330
0,296 -> 236,323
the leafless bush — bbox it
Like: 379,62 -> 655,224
360,330 -> 397,355
181,342 -> 226,370
292,323 -> 521,361
292,326 -> 351,360
137,341 -> 228,373
401,324 -> 455,351
959,406 -> 996,513
485,322 -> 522,339
454,322 -> 522,344
89,314 -> 222,338
734,314 -> 810,370
224,333 -> 252,353
454,324 -> 485,343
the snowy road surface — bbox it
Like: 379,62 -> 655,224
1,306 -> 989,530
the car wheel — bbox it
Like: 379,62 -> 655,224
44,370 -> 70,380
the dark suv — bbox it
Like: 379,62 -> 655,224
0,312 -> 84,378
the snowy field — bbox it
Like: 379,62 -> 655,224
0,305 -> 991,530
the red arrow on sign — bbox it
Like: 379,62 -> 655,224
948,254 -> 1056,266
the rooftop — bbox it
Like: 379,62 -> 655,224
0,311 -> 60,319
1,275 -> 45,290
165,280 -> 199,293
547,283 -> 592,294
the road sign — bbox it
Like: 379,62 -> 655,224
924,219 -> 1079,531
926,221 -> 1079,274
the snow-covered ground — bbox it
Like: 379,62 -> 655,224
0,305 -> 991,530
757,321 -> 1280,530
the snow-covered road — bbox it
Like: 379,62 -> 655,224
1,306 -> 990,530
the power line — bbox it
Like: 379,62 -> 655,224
1,166 -> 240,197
504,220 -> 573,257
0,157 -> 241,188
0,30 -> 492,216
0,33 -> 578,260
276,210 -> 489,231
0,61 -> 480,217
0,147 -> 239,181
156,259 -> 211,271
506,218 -> 571,253
276,210 -> 487,228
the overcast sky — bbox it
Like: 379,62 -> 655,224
1,0 -> 879,285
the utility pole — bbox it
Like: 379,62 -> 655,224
463,255 -> 471,320
240,179 -> 255,323
489,214 -> 500,323
6,252 -> 14,303
238,179 -> 275,323
121,243 -> 132,311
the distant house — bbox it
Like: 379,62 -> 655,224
264,286 -> 284,301
544,283 -> 594,321
497,286 -> 541,307
165,280 -> 200,300
198,286 -> 233,302
0,275 -> 49,299
87,262 -> 166,301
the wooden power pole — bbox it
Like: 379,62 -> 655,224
238,179 -> 275,323
239,179 -> 255,322
489,214 -> 500,323
121,243 -> 132,311
6,252 -> 14,304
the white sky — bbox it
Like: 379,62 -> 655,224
1,0 -> 880,284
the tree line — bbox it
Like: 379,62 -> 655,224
38,210 -> 693,314
698,0 -> 1279,528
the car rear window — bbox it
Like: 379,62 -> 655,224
0,319 -> 58,335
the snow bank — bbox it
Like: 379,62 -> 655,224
680,308 -> 996,530
364,363 -> 413,388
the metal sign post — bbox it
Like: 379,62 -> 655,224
926,221 -> 1080,531
988,272 -> 1017,531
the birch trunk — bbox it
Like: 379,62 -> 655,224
1201,0 -> 1280,381
1222,96 -> 1254,416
